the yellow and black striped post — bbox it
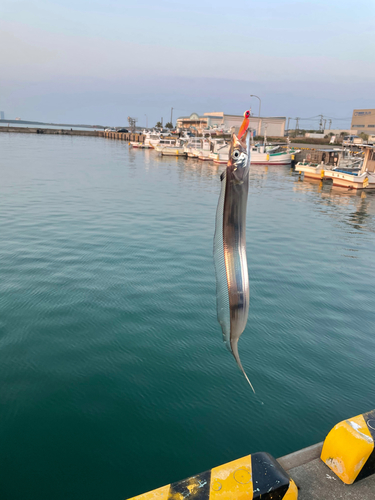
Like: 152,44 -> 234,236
321,409 -> 375,484
127,452 -> 298,500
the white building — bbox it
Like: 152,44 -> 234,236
176,112 -> 286,137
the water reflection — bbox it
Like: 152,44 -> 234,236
129,147 -> 375,234
178,157 -> 220,180
293,175 -> 375,234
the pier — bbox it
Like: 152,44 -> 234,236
127,408 -> 375,500
279,442 -> 375,500
0,125 -> 144,143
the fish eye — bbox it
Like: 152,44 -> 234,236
232,150 -> 240,159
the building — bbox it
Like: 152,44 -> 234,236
176,112 -> 286,137
351,109 -> 375,134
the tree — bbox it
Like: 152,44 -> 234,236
359,132 -> 369,141
155,121 -> 162,128
165,122 -> 173,129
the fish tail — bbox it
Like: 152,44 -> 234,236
231,339 -> 255,394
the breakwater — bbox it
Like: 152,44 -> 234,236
0,126 -> 144,142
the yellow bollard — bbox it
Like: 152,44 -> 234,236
321,409 -> 375,484
126,452 -> 297,500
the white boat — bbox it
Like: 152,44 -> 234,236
248,131 -> 298,165
160,145 -> 187,157
197,136 -> 226,161
323,145 -> 375,190
143,131 -> 176,149
250,144 -> 298,165
296,149 -> 362,180
154,138 -> 177,152
131,142 -> 152,149
198,138 -> 213,160
208,139 -> 230,164
189,138 -> 211,159
160,139 -> 187,156
184,137 -> 202,157
142,131 -> 160,147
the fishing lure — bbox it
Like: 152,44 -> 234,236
213,110 -> 254,392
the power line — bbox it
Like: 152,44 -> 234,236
324,116 -> 352,120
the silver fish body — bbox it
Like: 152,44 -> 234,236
213,130 -> 254,391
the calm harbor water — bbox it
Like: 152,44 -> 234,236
1,133 -> 375,500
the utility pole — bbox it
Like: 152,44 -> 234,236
318,114 -> 324,132
295,117 -> 300,132
287,117 -> 290,131
161,117 -> 163,128
250,95 -> 261,136
328,119 -> 332,130
170,107 -> 173,126
323,119 -> 327,131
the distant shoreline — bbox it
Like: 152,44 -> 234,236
0,119 -> 108,129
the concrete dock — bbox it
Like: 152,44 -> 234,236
278,443 -> 375,499
0,125 -> 144,143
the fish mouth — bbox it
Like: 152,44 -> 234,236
239,130 -> 249,152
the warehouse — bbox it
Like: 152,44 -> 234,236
176,112 -> 286,137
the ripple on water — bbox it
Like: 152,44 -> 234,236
0,134 -> 375,500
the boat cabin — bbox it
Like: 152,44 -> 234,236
362,145 -> 375,173
305,149 -> 343,167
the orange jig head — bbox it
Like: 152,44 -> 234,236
238,110 -> 250,140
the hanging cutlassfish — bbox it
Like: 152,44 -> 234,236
213,110 -> 254,392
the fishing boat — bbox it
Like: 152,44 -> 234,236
249,144 -> 298,165
189,138 -> 211,159
130,141 -> 152,149
249,131 -> 298,165
144,131 -> 176,149
154,138 -> 178,152
184,137 -> 202,157
296,149 -> 363,180
198,136 -> 229,161
160,139 -> 188,156
160,145 -> 187,157
323,145 -> 375,190
208,139 -> 230,164
198,150 -> 212,161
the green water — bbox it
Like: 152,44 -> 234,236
1,133 -> 374,500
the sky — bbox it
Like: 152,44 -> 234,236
1,0 -> 374,129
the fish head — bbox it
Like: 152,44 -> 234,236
228,126 -> 251,184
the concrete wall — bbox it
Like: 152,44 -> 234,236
0,126 -> 144,143
0,127 -> 102,136
305,133 -> 325,139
